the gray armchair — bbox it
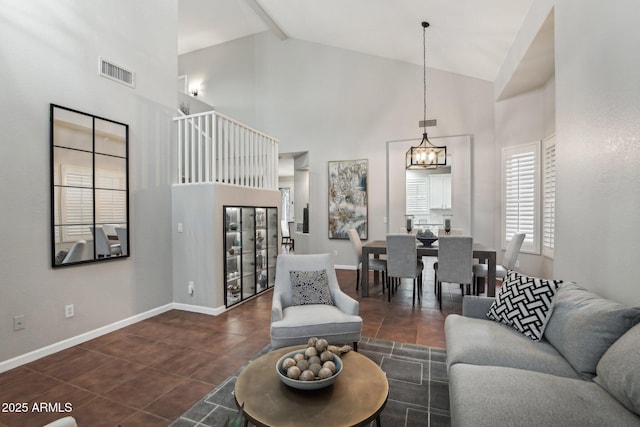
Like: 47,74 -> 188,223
270,253 -> 362,350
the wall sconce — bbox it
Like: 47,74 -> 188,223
189,83 -> 200,97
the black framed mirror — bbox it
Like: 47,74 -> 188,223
51,104 -> 130,267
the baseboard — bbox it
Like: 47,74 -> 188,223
173,302 -> 227,316
0,302 -> 226,374
335,264 -> 356,270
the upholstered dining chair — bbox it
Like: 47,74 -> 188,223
90,226 -> 121,258
281,220 -> 294,252
386,233 -> 424,305
348,228 -> 386,292
434,236 -> 473,308
61,239 -> 86,264
270,253 -> 362,350
473,232 -> 525,295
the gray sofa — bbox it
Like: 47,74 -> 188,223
445,282 -> 640,427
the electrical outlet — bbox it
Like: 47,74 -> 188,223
177,223 -> 183,233
65,304 -> 74,318
333,250 -> 338,256
13,315 -> 25,331
515,260 -> 520,268
188,281 -> 194,295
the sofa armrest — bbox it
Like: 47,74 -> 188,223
462,296 -> 494,319
332,289 -> 359,316
271,292 -> 284,322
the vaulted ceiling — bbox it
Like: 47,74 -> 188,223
178,0 -> 536,83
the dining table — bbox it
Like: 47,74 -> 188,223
361,239 -> 497,298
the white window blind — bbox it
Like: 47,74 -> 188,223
543,135 -> 556,258
61,165 -> 94,242
503,142 -> 540,254
406,177 -> 429,215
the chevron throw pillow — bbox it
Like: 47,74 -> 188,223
487,271 -> 562,341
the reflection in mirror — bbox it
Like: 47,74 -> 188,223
51,105 -> 129,267
387,135 -> 471,236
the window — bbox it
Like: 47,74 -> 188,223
543,135 -> 556,258
406,175 -> 430,216
502,142 -> 540,254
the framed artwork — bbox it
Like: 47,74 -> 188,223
328,159 -> 368,239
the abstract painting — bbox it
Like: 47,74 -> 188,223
328,159 -> 368,239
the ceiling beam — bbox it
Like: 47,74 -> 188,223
244,0 -> 288,41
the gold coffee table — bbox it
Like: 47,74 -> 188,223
234,345 -> 389,427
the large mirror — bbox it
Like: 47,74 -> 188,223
51,104 -> 129,267
387,135 -> 472,235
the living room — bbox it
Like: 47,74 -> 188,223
1,0 -> 639,426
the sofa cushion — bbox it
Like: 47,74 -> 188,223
445,314 -> 581,379
595,323 -> 640,416
544,283 -> 640,379
290,270 -> 334,306
486,270 -> 561,341
449,364 -> 640,427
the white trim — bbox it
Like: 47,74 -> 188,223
172,303 -> 227,316
0,302 -> 226,374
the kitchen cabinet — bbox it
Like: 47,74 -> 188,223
430,174 -> 452,209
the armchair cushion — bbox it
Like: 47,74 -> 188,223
290,270 -> 334,306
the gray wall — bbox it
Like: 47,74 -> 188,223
180,33 -> 496,268
0,0 -> 177,364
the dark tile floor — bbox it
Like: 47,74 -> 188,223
0,263 -> 467,427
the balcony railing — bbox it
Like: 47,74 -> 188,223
173,111 -> 279,189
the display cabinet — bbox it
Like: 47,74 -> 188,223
224,206 -> 278,307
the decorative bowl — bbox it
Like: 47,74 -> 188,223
417,237 -> 438,247
275,349 -> 343,390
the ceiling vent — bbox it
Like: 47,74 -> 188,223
99,57 -> 135,88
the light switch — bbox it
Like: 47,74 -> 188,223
177,223 -> 183,233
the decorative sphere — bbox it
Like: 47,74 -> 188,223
305,347 -> 318,358
318,367 -> 333,379
287,366 -> 301,380
315,338 -> 329,353
299,370 -> 315,381
281,358 -> 296,370
293,353 -> 306,362
307,337 -> 318,347
308,356 -> 321,365
296,359 -> 310,371
322,360 -> 336,374
309,363 -> 322,376
320,350 -> 333,362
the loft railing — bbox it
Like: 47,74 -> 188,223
173,111 -> 279,189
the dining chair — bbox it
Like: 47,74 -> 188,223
281,220 -> 294,252
386,233 -> 424,305
115,226 -> 128,256
61,239 -> 87,264
473,232 -> 525,295
348,228 -> 386,292
90,226 -> 122,258
434,236 -> 473,308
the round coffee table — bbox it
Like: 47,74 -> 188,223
234,345 -> 389,426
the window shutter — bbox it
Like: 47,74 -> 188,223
406,178 -> 429,215
543,136 -> 556,258
503,142 -> 540,253
61,166 -> 94,242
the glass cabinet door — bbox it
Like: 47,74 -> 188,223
224,205 -> 278,308
241,207 -> 256,300
266,207 -> 278,289
225,207 -> 242,306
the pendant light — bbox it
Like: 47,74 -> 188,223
406,21 -> 446,170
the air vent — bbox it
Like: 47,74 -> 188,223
99,57 -> 135,88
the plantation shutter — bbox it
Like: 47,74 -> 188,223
406,178 -> 429,215
62,166 -> 93,242
503,142 -> 540,253
543,135 -> 556,258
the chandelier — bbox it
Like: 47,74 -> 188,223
406,21 -> 446,170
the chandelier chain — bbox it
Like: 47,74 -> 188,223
423,22 -> 427,133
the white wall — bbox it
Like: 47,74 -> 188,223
495,0 -> 640,305
0,0 -> 178,364
180,33 -> 496,267
553,0 -> 640,304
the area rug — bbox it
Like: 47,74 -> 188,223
170,337 -> 450,427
